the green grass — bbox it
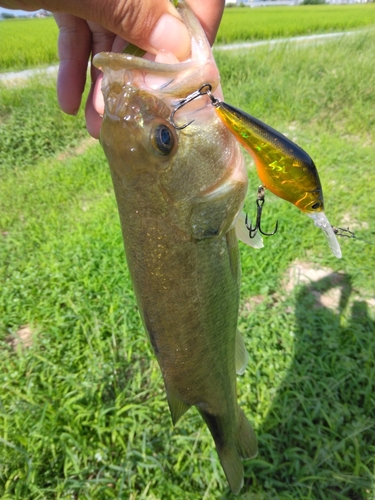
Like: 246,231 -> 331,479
1,31 -> 375,499
0,17 -> 58,71
0,79 -> 88,171
217,4 -> 375,43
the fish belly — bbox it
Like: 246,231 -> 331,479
116,204 -> 257,493
128,226 -> 239,412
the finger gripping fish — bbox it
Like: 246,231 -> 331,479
94,1 -> 257,494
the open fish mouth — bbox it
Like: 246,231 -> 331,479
93,1 -> 220,107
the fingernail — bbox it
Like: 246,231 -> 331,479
149,13 -> 190,61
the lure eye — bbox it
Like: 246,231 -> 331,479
311,202 -> 322,210
151,124 -> 175,156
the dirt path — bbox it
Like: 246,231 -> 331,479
214,29 -> 361,51
0,64 -> 59,84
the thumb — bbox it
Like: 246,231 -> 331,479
116,0 -> 191,59
51,0 -> 191,60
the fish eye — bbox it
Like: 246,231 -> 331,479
151,124 -> 175,156
311,202 -> 321,210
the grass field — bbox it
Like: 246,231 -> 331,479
1,4 -> 375,71
0,17 -> 58,71
1,18 -> 375,500
0,80 -> 88,171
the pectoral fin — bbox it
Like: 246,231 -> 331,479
165,384 -> 191,425
235,329 -> 249,375
235,212 -> 264,249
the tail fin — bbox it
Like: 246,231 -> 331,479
236,407 -> 258,459
216,444 -> 245,495
201,407 -> 258,494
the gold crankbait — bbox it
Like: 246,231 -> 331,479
170,84 -> 342,258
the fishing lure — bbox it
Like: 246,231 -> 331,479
170,84 -> 342,258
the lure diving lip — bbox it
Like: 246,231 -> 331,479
170,84 -> 342,258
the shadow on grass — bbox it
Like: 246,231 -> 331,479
243,273 -> 375,499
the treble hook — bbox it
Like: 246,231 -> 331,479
245,186 -> 279,239
169,83 -> 217,130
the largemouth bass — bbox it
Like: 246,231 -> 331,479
94,1 -> 257,493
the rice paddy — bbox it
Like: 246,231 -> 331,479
0,17 -> 58,71
217,4 -> 375,43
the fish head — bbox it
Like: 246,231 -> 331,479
94,0 -> 246,214
97,76 -> 246,229
99,84 -> 179,178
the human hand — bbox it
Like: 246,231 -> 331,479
0,0 -> 225,138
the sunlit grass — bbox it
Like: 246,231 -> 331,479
0,78 -> 88,171
0,30 -> 374,499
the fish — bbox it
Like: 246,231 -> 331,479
206,96 -> 342,258
93,0 -> 258,494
